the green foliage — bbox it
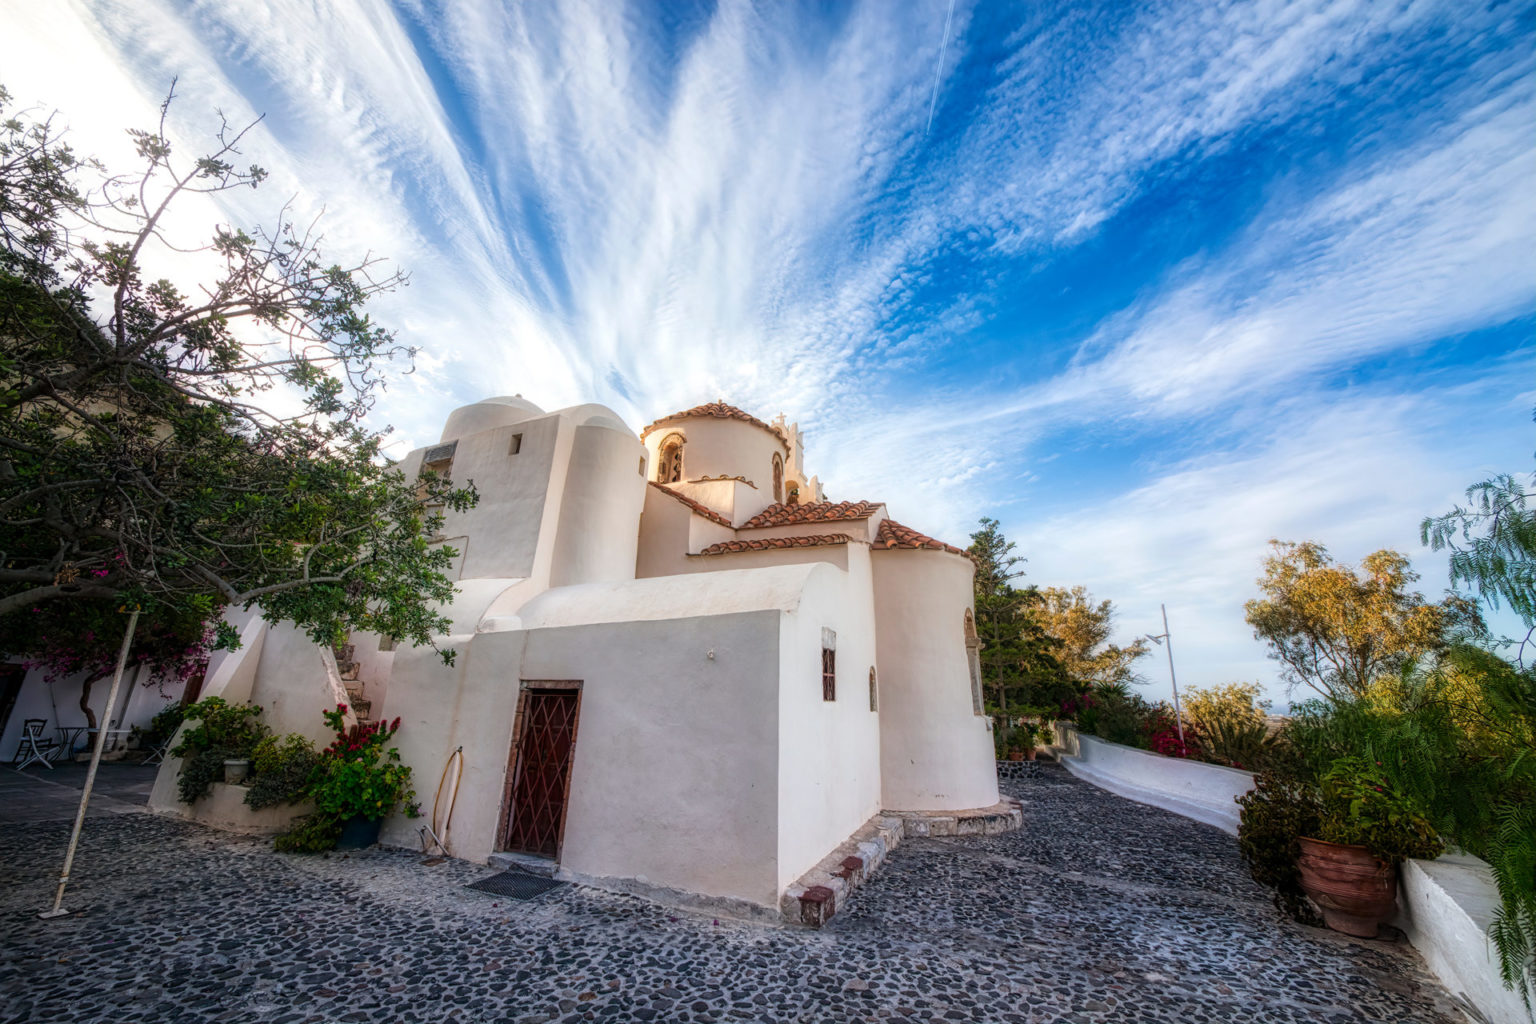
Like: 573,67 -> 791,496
1237,743 -> 1323,924
273,813 -> 344,854
1200,715 -> 1273,771
170,697 -> 267,803
1036,585 -> 1150,690
1316,755 -> 1442,862
131,702 -> 186,752
244,734 -> 322,811
1183,682 -> 1273,769
968,518 -> 1071,721
271,704 -> 418,853
1423,463 -> 1535,659
1244,541 -> 1478,700
0,85 -> 476,662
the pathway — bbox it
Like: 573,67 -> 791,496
0,764 -> 1469,1023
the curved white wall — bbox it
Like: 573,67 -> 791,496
1051,724 -> 1255,834
871,549 -> 999,811
549,423 -> 647,587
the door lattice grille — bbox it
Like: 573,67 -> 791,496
503,689 -> 579,858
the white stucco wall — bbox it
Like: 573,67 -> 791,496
401,414 -> 563,581
379,630 -> 514,860
520,611 -> 783,907
0,662 -> 184,761
548,422 -> 646,587
1399,853 -> 1535,1024
775,552 -> 883,891
1051,724 -> 1256,834
871,548 -> 999,811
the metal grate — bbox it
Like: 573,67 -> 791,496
504,689 -> 580,857
466,871 -> 567,900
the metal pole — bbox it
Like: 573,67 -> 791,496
40,606 -> 139,919
1162,604 -> 1184,747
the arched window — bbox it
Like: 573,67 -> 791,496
658,434 -> 684,484
772,454 -> 784,503
964,609 -> 983,716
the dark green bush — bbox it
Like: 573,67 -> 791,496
171,697 -> 267,803
245,734 -> 322,810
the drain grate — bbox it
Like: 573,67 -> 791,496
466,871 -> 567,900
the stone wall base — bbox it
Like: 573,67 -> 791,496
780,798 -> 1023,928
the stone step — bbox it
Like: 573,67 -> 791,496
487,851 -> 559,877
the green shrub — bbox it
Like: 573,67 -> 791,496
245,734 -> 322,810
170,697 -> 267,803
131,703 -> 186,752
1201,715 -> 1274,770
271,705 -> 418,853
1237,742 -> 1322,924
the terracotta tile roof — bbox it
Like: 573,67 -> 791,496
640,400 -> 788,446
695,534 -> 853,556
739,500 -> 883,529
871,518 -> 967,556
647,482 -> 731,527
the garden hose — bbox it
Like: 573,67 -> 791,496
421,746 -> 463,857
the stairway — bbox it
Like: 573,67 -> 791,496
332,643 -> 372,723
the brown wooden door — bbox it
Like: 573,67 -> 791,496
500,688 -> 581,858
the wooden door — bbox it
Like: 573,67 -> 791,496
499,687 -> 581,858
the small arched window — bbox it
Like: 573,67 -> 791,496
658,434 -> 684,484
772,454 -> 784,503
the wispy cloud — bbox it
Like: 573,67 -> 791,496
1,0 -> 1530,692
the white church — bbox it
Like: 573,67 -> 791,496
147,396 -> 1013,920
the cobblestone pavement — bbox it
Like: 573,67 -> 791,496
0,765 -> 1468,1024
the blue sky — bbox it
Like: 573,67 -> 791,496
2,0 -> 1532,704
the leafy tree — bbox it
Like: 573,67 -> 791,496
1422,444 -> 1535,665
968,518 -> 1069,728
1036,585 -> 1149,690
0,84 -> 475,658
1244,540 -> 1478,701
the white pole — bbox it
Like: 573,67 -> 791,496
1162,604 -> 1185,747
40,606 -> 140,919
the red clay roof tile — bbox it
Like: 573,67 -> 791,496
647,481 -> 731,527
640,401 -> 788,446
694,534 -> 854,556
871,518 -> 967,556
739,500 -> 883,529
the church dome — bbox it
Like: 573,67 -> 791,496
440,395 -> 546,442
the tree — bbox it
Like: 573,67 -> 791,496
2,598 -> 212,731
1422,446 -> 1535,665
1036,585 -> 1149,690
968,518 -> 1069,728
1244,540 -> 1478,701
0,84 -> 475,658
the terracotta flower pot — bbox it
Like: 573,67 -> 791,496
1024,749 -> 1038,761
1007,751 -> 1025,762
1296,836 -> 1397,938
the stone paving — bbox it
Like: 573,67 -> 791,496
0,763 -> 1469,1024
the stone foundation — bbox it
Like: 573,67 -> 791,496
780,798 -> 1023,927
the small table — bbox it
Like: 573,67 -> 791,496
55,725 -> 88,758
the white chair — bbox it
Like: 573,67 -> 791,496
12,719 -> 58,770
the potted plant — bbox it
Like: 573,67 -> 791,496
1295,756 -> 1442,937
1016,721 -> 1041,761
170,697 -> 267,803
274,704 -> 419,853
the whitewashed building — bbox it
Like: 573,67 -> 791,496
148,396 -> 1011,918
